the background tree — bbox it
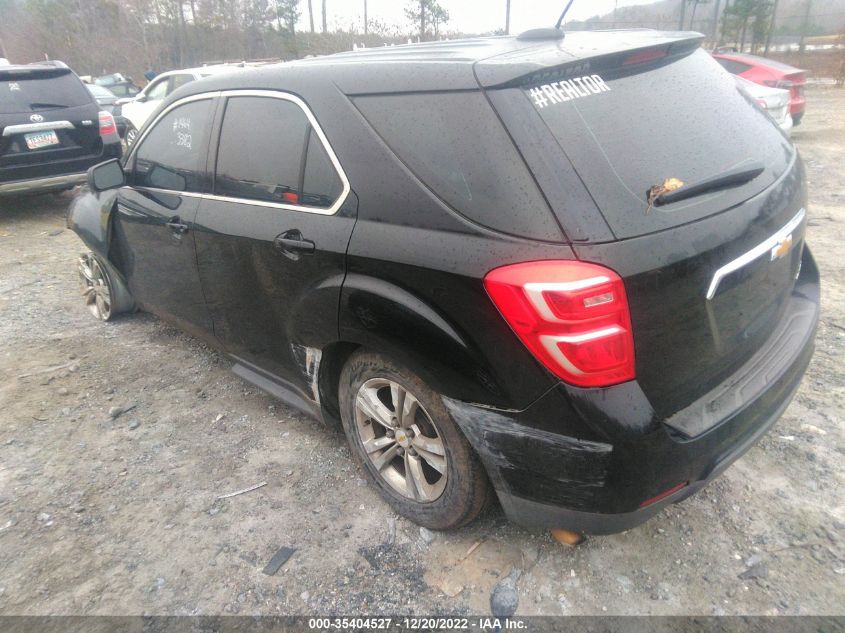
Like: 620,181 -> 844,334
404,0 -> 449,41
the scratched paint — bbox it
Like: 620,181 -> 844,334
443,396 -> 613,510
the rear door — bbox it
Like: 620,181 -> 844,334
486,45 -> 806,416
110,96 -> 216,336
0,67 -> 102,182
194,91 -> 355,393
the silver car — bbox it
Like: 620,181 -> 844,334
736,75 -> 793,135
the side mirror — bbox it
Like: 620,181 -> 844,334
135,92 -> 148,103
114,97 -> 132,106
88,159 -> 125,192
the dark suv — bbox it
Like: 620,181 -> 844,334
0,62 -> 122,196
68,30 -> 819,534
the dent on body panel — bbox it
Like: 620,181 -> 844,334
443,397 -> 613,510
291,343 -> 322,404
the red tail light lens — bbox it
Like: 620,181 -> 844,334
98,111 -> 117,137
623,48 -> 667,65
484,260 -> 636,388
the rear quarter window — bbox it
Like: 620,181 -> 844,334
354,92 -> 562,241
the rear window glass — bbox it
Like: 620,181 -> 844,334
354,92 -> 562,241
715,58 -> 753,74
525,49 -> 794,239
1,70 -> 92,114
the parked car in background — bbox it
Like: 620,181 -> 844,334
94,73 -> 140,99
69,31 -> 818,534
119,65 -> 244,145
735,76 -> 793,134
712,52 -> 807,125
1,61 -> 121,196
86,84 -> 128,138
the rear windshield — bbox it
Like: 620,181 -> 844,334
522,48 -> 795,240
1,70 -> 92,114
354,91 -> 562,241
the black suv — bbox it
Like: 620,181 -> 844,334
0,62 -> 122,196
68,30 -> 819,534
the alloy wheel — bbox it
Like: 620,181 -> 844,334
125,126 -> 138,146
354,378 -> 447,502
78,254 -> 112,320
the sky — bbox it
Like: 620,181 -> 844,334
301,0 -> 662,35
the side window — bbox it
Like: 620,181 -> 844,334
130,99 -> 213,192
302,129 -> 343,207
145,78 -> 169,101
170,74 -> 193,94
215,95 -> 343,209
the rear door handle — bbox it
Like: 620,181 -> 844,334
166,217 -> 189,234
274,230 -> 315,254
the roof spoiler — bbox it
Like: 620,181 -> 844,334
0,63 -> 72,80
476,31 -> 705,89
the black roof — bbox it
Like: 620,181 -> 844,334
185,29 -> 703,96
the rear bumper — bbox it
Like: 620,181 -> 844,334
446,247 -> 820,534
0,142 -> 121,196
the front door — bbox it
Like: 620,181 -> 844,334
193,92 -> 356,394
110,96 -> 217,337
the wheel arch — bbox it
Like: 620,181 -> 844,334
336,273 -> 508,408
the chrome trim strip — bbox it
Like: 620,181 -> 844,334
706,208 -> 806,301
125,89 -> 350,217
2,120 -> 75,136
0,172 -> 86,193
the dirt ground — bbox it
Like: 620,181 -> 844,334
0,87 -> 843,618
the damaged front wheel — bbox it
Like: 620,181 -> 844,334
78,253 -> 134,321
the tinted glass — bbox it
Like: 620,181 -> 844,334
0,70 -> 93,114
302,129 -> 343,208
526,49 -> 794,239
715,58 -> 753,74
215,96 -> 311,205
131,99 -> 213,192
354,92 -> 560,240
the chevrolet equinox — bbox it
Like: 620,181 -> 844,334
68,29 -> 820,534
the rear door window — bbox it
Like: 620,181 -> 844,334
715,58 -> 753,74
354,92 -> 561,241
519,48 -> 794,239
214,95 -> 343,210
1,70 -> 92,114
130,99 -> 214,192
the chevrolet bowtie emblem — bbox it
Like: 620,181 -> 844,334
770,234 -> 793,261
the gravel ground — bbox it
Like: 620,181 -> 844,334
0,87 -> 843,617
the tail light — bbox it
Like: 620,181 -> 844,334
484,260 -> 636,388
623,47 -> 667,66
763,79 -> 793,90
98,111 -> 117,137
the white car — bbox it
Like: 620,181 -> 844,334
119,65 -> 242,144
735,75 -> 793,135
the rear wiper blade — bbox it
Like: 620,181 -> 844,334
28,102 -> 67,109
656,162 -> 765,206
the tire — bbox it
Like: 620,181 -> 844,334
339,351 -> 491,530
78,252 -> 135,321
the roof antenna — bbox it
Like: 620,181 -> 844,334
518,0 -> 574,40
555,0 -> 577,29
